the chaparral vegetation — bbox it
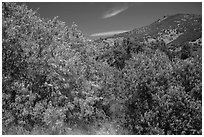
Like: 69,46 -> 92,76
2,3 -> 202,135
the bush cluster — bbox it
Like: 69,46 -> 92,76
2,3 -> 202,135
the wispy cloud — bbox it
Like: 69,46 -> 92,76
102,3 -> 132,19
90,30 -> 129,37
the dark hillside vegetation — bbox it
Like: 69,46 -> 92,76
2,3 -> 202,135
111,13 -> 201,45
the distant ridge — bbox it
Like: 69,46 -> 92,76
108,14 -> 202,45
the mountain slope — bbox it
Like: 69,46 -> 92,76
111,14 -> 202,45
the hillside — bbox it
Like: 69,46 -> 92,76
110,14 -> 201,46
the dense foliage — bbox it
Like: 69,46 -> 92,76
2,3 -> 202,135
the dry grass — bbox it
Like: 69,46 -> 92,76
3,120 -> 130,135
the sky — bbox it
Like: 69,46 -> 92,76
23,2 -> 202,39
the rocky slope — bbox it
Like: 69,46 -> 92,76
110,14 -> 202,46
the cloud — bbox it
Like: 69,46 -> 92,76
90,30 -> 129,37
102,4 -> 129,19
